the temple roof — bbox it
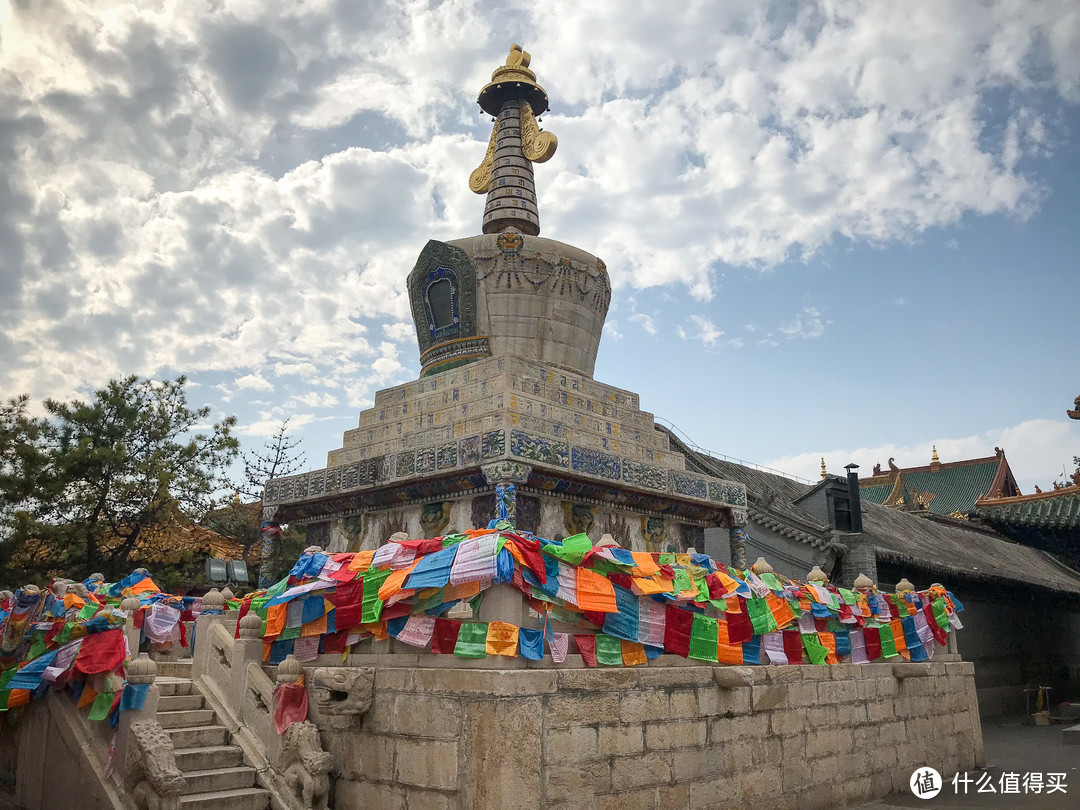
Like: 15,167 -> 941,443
974,486 -> 1080,530
859,451 -> 1018,517
658,427 -> 1080,595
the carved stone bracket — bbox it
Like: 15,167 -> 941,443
308,667 -> 375,730
126,720 -> 185,810
279,721 -> 332,810
481,461 -> 532,485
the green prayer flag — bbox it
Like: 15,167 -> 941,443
454,622 -> 489,658
78,603 -> 98,620
0,670 -> 15,691
552,606 -> 579,626
688,614 -> 719,662
760,573 -> 783,591
27,637 -> 47,662
801,633 -> 828,665
551,534 -> 592,565
746,597 -> 778,635
595,634 -> 622,666
590,559 -> 622,577
265,578 -> 290,598
693,577 -> 711,604
932,598 -> 950,632
361,568 -> 393,623
785,597 -> 802,617
279,626 -> 301,641
442,533 -> 466,548
673,568 -> 694,594
837,588 -> 857,606
659,554 -> 676,565
87,690 -> 114,721
878,627 -> 898,659
56,623 -> 73,644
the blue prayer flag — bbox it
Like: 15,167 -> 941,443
404,544 -> 459,590
518,627 -> 544,661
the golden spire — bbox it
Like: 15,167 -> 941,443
820,458 -> 827,480
931,445 -> 939,464
470,44 -> 558,235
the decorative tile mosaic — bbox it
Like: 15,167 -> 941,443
671,472 -> 708,499
571,446 -> 621,480
396,451 -> 416,477
416,448 -> 436,474
437,443 -> 458,469
481,429 -> 505,459
459,436 -> 481,465
621,460 -> 667,491
511,429 -> 570,468
722,482 -> 747,506
325,469 -> 341,492
308,474 -> 325,497
341,464 -> 360,490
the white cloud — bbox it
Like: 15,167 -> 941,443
629,313 -> 658,335
778,306 -> 829,340
603,321 -> 623,340
766,419 -> 1080,494
677,314 -> 724,347
235,373 -> 273,391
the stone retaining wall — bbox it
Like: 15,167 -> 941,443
325,661 -> 983,810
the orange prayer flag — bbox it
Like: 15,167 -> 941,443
130,577 -> 159,595
5,690 -> 30,709
77,685 -> 98,709
631,575 -> 672,595
485,621 -> 518,656
629,552 -> 660,576
378,562 -> 418,601
64,593 -> 86,610
348,550 -> 376,573
620,640 -> 648,666
820,632 -> 838,664
890,620 -> 908,653
444,580 -> 482,603
301,611 -> 328,637
724,597 -> 741,614
369,621 -> 389,641
715,570 -> 740,595
576,567 -> 618,612
265,604 -> 287,637
716,622 -> 743,665
766,593 -> 795,630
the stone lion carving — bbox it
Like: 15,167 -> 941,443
311,667 -> 375,716
126,721 -> 185,810
280,721 -> 332,810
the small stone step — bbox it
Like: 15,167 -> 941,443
179,787 -> 269,810
173,745 -> 244,771
179,766 -> 257,795
155,660 -> 194,678
157,678 -> 194,697
157,709 -> 216,729
159,694 -> 204,712
167,725 -> 229,748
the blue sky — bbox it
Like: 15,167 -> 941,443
1,0 -> 1077,495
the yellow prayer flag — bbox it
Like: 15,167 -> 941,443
485,621 -> 518,656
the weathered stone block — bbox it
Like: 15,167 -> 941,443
341,733 -> 395,781
769,708 -> 807,737
393,693 -> 462,739
395,738 -> 458,790
545,725 -> 599,760
556,668 -> 637,691
547,693 -> 621,727
404,788 -> 455,810
645,719 -> 707,750
618,690 -> 670,723
657,783 -> 691,810
668,690 -> 699,719
546,760 -> 612,795
688,777 -> 740,810
612,751 -> 673,789
598,723 -> 644,756
335,780 -> 406,810
817,680 -> 859,704
596,787 -> 656,810
639,667 -> 713,689
740,763 -> 782,799
463,697 -> 542,809
750,684 -> 787,712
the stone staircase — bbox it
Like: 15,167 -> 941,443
155,660 -> 269,809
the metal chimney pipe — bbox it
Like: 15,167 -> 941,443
845,463 -> 863,533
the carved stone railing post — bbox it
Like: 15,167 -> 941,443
226,612 -> 265,713
115,655 -> 184,808
191,588 -> 226,682
120,595 -> 142,658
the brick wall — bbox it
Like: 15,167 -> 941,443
325,661 -> 982,810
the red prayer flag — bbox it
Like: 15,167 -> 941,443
432,618 -> 461,654
663,606 -> 693,658
864,627 -> 883,661
575,634 -> 598,666
726,602 -> 753,644
321,632 -> 348,655
273,682 -> 309,734
923,604 -> 948,646
74,629 -> 126,675
508,537 -> 547,583
782,630 -> 804,664
705,574 -> 725,600
582,610 -> 608,629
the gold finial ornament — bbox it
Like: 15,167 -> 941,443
471,44 -> 557,235
931,445 -> 940,464
820,458 -> 827,480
